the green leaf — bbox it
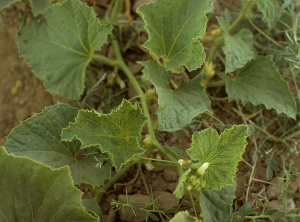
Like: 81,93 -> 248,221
5,103 -> 111,187
140,60 -> 212,132
226,56 -> 296,119
82,199 -> 103,220
17,0 -> 112,99
218,11 -> 256,73
0,0 -> 21,11
29,0 -> 66,16
62,99 -> 147,171
174,168 -> 191,198
187,125 -> 248,189
0,147 -> 98,222
137,0 -> 211,72
200,183 -> 236,222
170,211 -> 199,222
256,0 -> 280,29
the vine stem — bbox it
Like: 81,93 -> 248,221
247,18 -> 283,48
91,36 -> 180,200
228,0 -> 253,32
110,36 -> 178,162
94,161 -> 135,202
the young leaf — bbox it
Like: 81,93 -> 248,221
137,0 -> 211,72
140,60 -> 212,132
174,168 -> 191,198
17,0 -> 112,99
256,0 -> 280,29
217,11 -> 256,73
0,147 -> 98,221
0,0 -> 21,11
5,103 -> 111,187
200,183 -> 236,222
62,99 -> 147,171
187,125 -> 248,190
226,56 -> 297,119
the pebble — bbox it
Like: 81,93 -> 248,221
152,191 -> 179,210
167,182 -> 178,193
163,169 -> 178,182
118,194 -> 151,222
266,177 -> 283,199
150,176 -> 168,191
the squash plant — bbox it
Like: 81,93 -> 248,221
0,0 -> 297,221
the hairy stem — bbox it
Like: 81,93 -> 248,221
94,161 -> 135,202
111,36 -> 178,162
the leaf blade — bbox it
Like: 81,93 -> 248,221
62,99 -> 147,171
137,0 -> 211,72
218,11 -> 256,73
256,0 -> 280,29
5,103 -> 111,187
187,125 -> 248,190
226,56 -> 297,118
0,147 -> 98,222
200,183 -> 236,222
140,60 -> 211,132
17,0 -> 112,99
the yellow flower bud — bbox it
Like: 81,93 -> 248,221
143,134 -> 152,146
211,28 -> 222,36
196,162 -> 210,178
204,62 -> 215,80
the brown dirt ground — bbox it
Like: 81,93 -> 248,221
1,1 -> 300,222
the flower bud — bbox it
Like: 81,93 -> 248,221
196,162 -> 210,178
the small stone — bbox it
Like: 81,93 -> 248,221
118,194 -> 151,222
167,182 -> 178,193
150,176 -> 168,191
105,193 -> 117,204
153,191 -> 179,210
134,179 -> 142,188
106,208 -> 116,222
123,184 -> 134,194
267,199 -> 295,211
267,177 -> 284,199
128,63 -> 143,75
163,169 -> 178,182
181,199 -> 191,207
290,178 -> 300,193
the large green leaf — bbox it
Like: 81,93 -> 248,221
137,0 -> 211,72
0,147 -> 98,222
200,183 -> 236,222
186,125 -> 248,190
62,99 -> 147,171
256,0 -> 280,29
140,60 -> 212,132
226,56 -> 297,118
218,11 -> 256,73
5,103 -> 111,187
17,0 -> 112,99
